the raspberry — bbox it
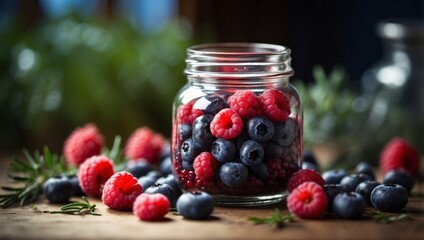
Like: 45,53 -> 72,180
380,137 -> 420,177
227,90 -> 262,119
193,152 -> 218,181
78,156 -> 115,197
63,123 -> 104,166
287,181 -> 328,219
259,89 -> 291,122
133,193 -> 170,221
102,172 -> 142,211
177,101 -> 203,124
125,127 -> 165,164
210,108 -> 243,139
180,169 -> 196,189
288,169 -> 325,193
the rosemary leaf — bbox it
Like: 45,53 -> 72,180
248,208 -> 294,228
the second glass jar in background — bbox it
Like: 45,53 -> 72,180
172,43 -> 303,206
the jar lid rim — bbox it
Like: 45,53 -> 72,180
187,43 -> 290,56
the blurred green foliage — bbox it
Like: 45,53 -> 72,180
0,15 -> 194,151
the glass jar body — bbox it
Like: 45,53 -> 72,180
171,43 -> 303,206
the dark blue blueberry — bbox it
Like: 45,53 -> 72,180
211,138 -> 236,162
180,138 -> 200,163
179,124 -> 192,140
355,180 -> 381,205
156,174 -> 183,196
272,118 -> 298,146
371,184 -> 408,212
145,183 -> 179,208
194,96 -> 227,115
247,116 -> 274,142
43,176 -> 73,203
340,174 -> 373,192
302,161 -> 320,173
138,176 -> 157,192
264,141 -> 286,158
249,162 -> 269,180
182,160 -> 194,170
146,170 -> 163,180
383,169 -> 414,193
355,162 -> 375,180
240,140 -> 264,166
333,192 -> 366,219
126,160 -> 153,178
159,156 -> 173,176
219,162 -> 248,187
303,149 -> 318,165
235,130 -> 249,150
176,191 -> 214,219
68,175 -> 85,196
324,184 -> 348,212
322,169 -> 348,185
192,114 -> 216,150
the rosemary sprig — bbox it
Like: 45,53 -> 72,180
31,197 -> 101,216
102,135 -> 128,172
370,211 -> 413,224
248,208 -> 295,228
0,147 -> 74,208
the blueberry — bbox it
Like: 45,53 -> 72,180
247,116 -> 274,142
146,170 -> 163,180
303,149 -> 318,165
182,160 -> 194,170
322,169 -> 348,184
43,176 -> 73,203
219,162 -> 248,187
138,176 -> 157,191
179,124 -> 192,140
355,162 -> 375,180
126,160 -> 153,178
180,138 -> 200,163
156,174 -> 183,196
145,183 -> 179,208
159,156 -> 173,176
371,184 -> 408,212
194,96 -> 227,115
324,184 -> 348,212
192,114 -> 216,150
355,180 -> 381,205
68,175 -> 84,196
240,140 -> 264,166
383,169 -> 414,193
340,174 -> 373,192
272,118 -> 298,146
332,192 -> 366,219
177,191 -> 214,220
302,161 -> 320,173
249,162 -> 269,180
235,130 -> 249,150
264,141 -> 286,158
211,138 -> 236,162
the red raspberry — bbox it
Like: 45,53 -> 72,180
180,169 -> 196,189
102,172 -> 142,211
125,127 -> 165,164
210,108 -> 243,139
78,156 -> 115,197
133,193 -> 170,221
259,89 -> 291,122
288,169 -> 325,193
227,90 -> 262,119
63,123 -> 104,166
287,181 -> 328,219
193,152 -> 218,181
380,137 -> 420,177
177,101 -> 203,124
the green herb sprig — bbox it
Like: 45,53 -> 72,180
370,211 -> 412,224
0,147 -> 74,208
31,197 -> 101,216
248,208 -> 295,228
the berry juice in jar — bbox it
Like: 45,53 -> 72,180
172,43 -> 302,206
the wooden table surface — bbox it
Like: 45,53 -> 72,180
1,158 -> 423,240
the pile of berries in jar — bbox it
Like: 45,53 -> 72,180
172,88 -> 301,198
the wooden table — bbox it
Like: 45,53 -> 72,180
1,159 -> 423,239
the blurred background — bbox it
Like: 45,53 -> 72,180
1,0 -> 423,168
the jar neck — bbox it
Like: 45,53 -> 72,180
184,43 -> 294,87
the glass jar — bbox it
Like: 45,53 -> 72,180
171,43 -> 302,206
